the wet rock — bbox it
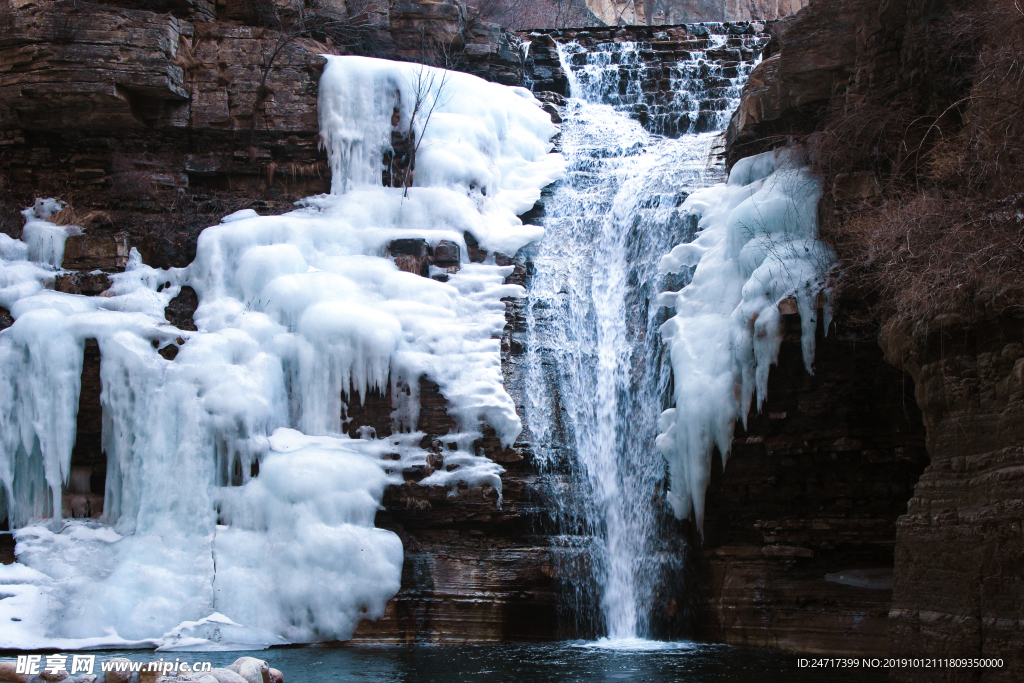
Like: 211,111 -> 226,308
0,305 -> 13,331
54,271 -> 112,296
0,661 -> 30,682
226,658 -> 268,683
100,660 -> 132,683
266,670 -> 283,683
164,286 -> 198,332
39,669 -> 69,681
61,232 -> 129,271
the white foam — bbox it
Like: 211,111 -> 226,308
573,637 -> 697,651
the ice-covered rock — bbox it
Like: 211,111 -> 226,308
0,56 -> 562,649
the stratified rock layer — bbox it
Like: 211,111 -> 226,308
701,312 -> 928,656
723,0 -> 1024,678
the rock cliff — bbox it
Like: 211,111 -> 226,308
585,0 -> 807,25
723,0 -> 1024,678
0,0 -> 524,264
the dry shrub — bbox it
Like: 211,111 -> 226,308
49,7 -> 82,45
831,193 -> 1024,332
51,205 -> 112,229
817,0 -> 1024,335
808,99 -> 916,184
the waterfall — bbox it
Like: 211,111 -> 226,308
524,26 -> 766,641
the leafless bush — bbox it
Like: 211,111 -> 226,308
816,0 -> 1024,334
466,0 -> 595,30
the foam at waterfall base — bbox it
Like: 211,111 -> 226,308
0,56 -> 562,649
574,638 -> 698,651
656,147 -> 835,533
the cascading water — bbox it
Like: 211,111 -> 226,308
524,26 -> 767,641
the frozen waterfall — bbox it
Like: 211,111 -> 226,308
0,57 -> 562,649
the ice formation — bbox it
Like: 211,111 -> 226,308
656,148 -> 835,532
0,56 -> 561,648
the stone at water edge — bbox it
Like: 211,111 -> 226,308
267,669 -> 283,683
100,659 -> 132,683
225,659 -> 268,683
0,661 -> 30,683
203,669 -> 248,683
38,669 -> 69,682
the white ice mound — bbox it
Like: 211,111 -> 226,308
0,55 -> 563,649
656,148 -> 835,533
318,55 -> 564,255
20,198 -> 81,268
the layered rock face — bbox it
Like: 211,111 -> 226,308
700,312 -> 928,656
585,0 -> 807,25
724,0 -> 1024,678
880,320 -> 1024,682
0,0 -> 523,263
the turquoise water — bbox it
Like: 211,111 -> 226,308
81,642 -> 887,682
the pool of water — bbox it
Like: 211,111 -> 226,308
86,642 -> 887,682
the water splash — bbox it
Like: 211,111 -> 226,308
524,26 -> 765,640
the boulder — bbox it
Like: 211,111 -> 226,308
203,669 -> 247,683
266,670 -> 283,683
0,661 -> 30,683
432,240 -> 460,266
100,659 -> 133,683
226,659 -> 268,683
61,232 -> 129,271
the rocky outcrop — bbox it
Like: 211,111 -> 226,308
0,0 -> 524,258
700,311 -> 929,655
880,319 -> 1024,683
585,0 -> 806,25
723,0 -> 1024,677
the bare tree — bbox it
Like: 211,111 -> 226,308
389,65 -> 452,195
465,0 -> 595,30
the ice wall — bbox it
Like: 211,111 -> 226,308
655,148 -> 834,532
0,56 -> 562,649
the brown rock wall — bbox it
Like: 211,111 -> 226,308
700,311 -> 929,655
723,0 -> 1024,675
881,320 -> 1024,682
350,254 -> 560,643
0,0 -> 524,261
